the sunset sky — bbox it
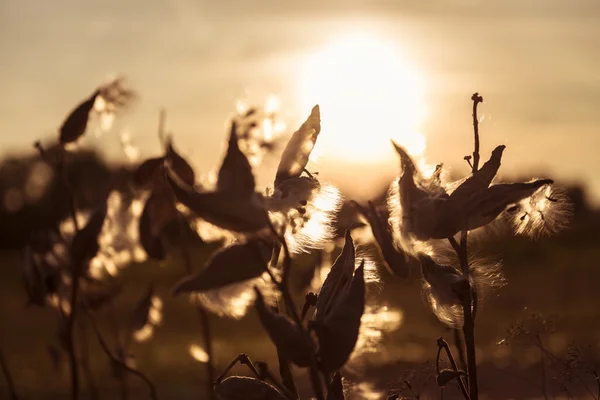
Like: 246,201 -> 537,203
2,0 -> 599,202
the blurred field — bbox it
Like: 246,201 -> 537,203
1,213 -> 600,399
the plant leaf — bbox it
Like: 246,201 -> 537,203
254,288 -> 314,367
70,205 -> 107,272
218,122 -> 256,194
215,376 -> 288,400
167,172 -> 270,232
275,105 -> 320,187
172,240 -> 272,294
59,90 -> 100,144
316,263 -> 365,373
315,230 -> 355,321
436,369 -> 467,387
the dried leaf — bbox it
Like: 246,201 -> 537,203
218,122 -> 255,194
70,205 -> 107,272
173,240 -> 272,294
315,230 -> 355,322
166,139 -> 196,186
354,201 -> 410,278
255,288 -> 314,367
316,263 -> 365,373
436,369 -> 467,387
326,371 -> 345,400
133,156 -> 165,189
275,105 -> 320,187
59,90 -> 100,144
167,172 -> 270,232
215,376 -> 287,400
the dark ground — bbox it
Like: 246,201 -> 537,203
1,213 -> 600,399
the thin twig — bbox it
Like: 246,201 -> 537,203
85,310 -> 158,400
78,321 -> 99,400
177,217 -> 215,400
437,338 -> 470,400
448,235 -> 478,399
0,349 -> 19,400
470,93 -> 483,173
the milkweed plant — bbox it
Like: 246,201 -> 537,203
16,79 -> 572,400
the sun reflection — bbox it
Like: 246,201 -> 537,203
298,31 -> 427,165
188,343 -> 210,363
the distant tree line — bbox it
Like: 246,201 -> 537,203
0,145 -> 595,249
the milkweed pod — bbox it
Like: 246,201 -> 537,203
275,105 -> 320,187
316,263 -> 365,373
254,288 -> 314,367
315,230 -> 355,321
172,240 -> 273,294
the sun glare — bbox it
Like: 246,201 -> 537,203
299,32 -> 427,164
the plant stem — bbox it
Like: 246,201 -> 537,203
85,310 -> 158,400
453,329 -> 468,372
78,321 -> 99,400
0,349 -> 19,400
107,300 -> 129,400
448,236 -> 478,399
266,223 -> 324,400
470,93 -> 483,172
461,294 -> 478,400
61,148 -> 81,400
177,219 -> 215,400
196,306 -> 215,398
437,337 -> 470,400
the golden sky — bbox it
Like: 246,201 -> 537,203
1,0 -> 599,202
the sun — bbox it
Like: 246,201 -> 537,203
298,32 -> 427,165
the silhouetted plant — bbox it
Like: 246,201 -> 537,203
17,80 -> 575,400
